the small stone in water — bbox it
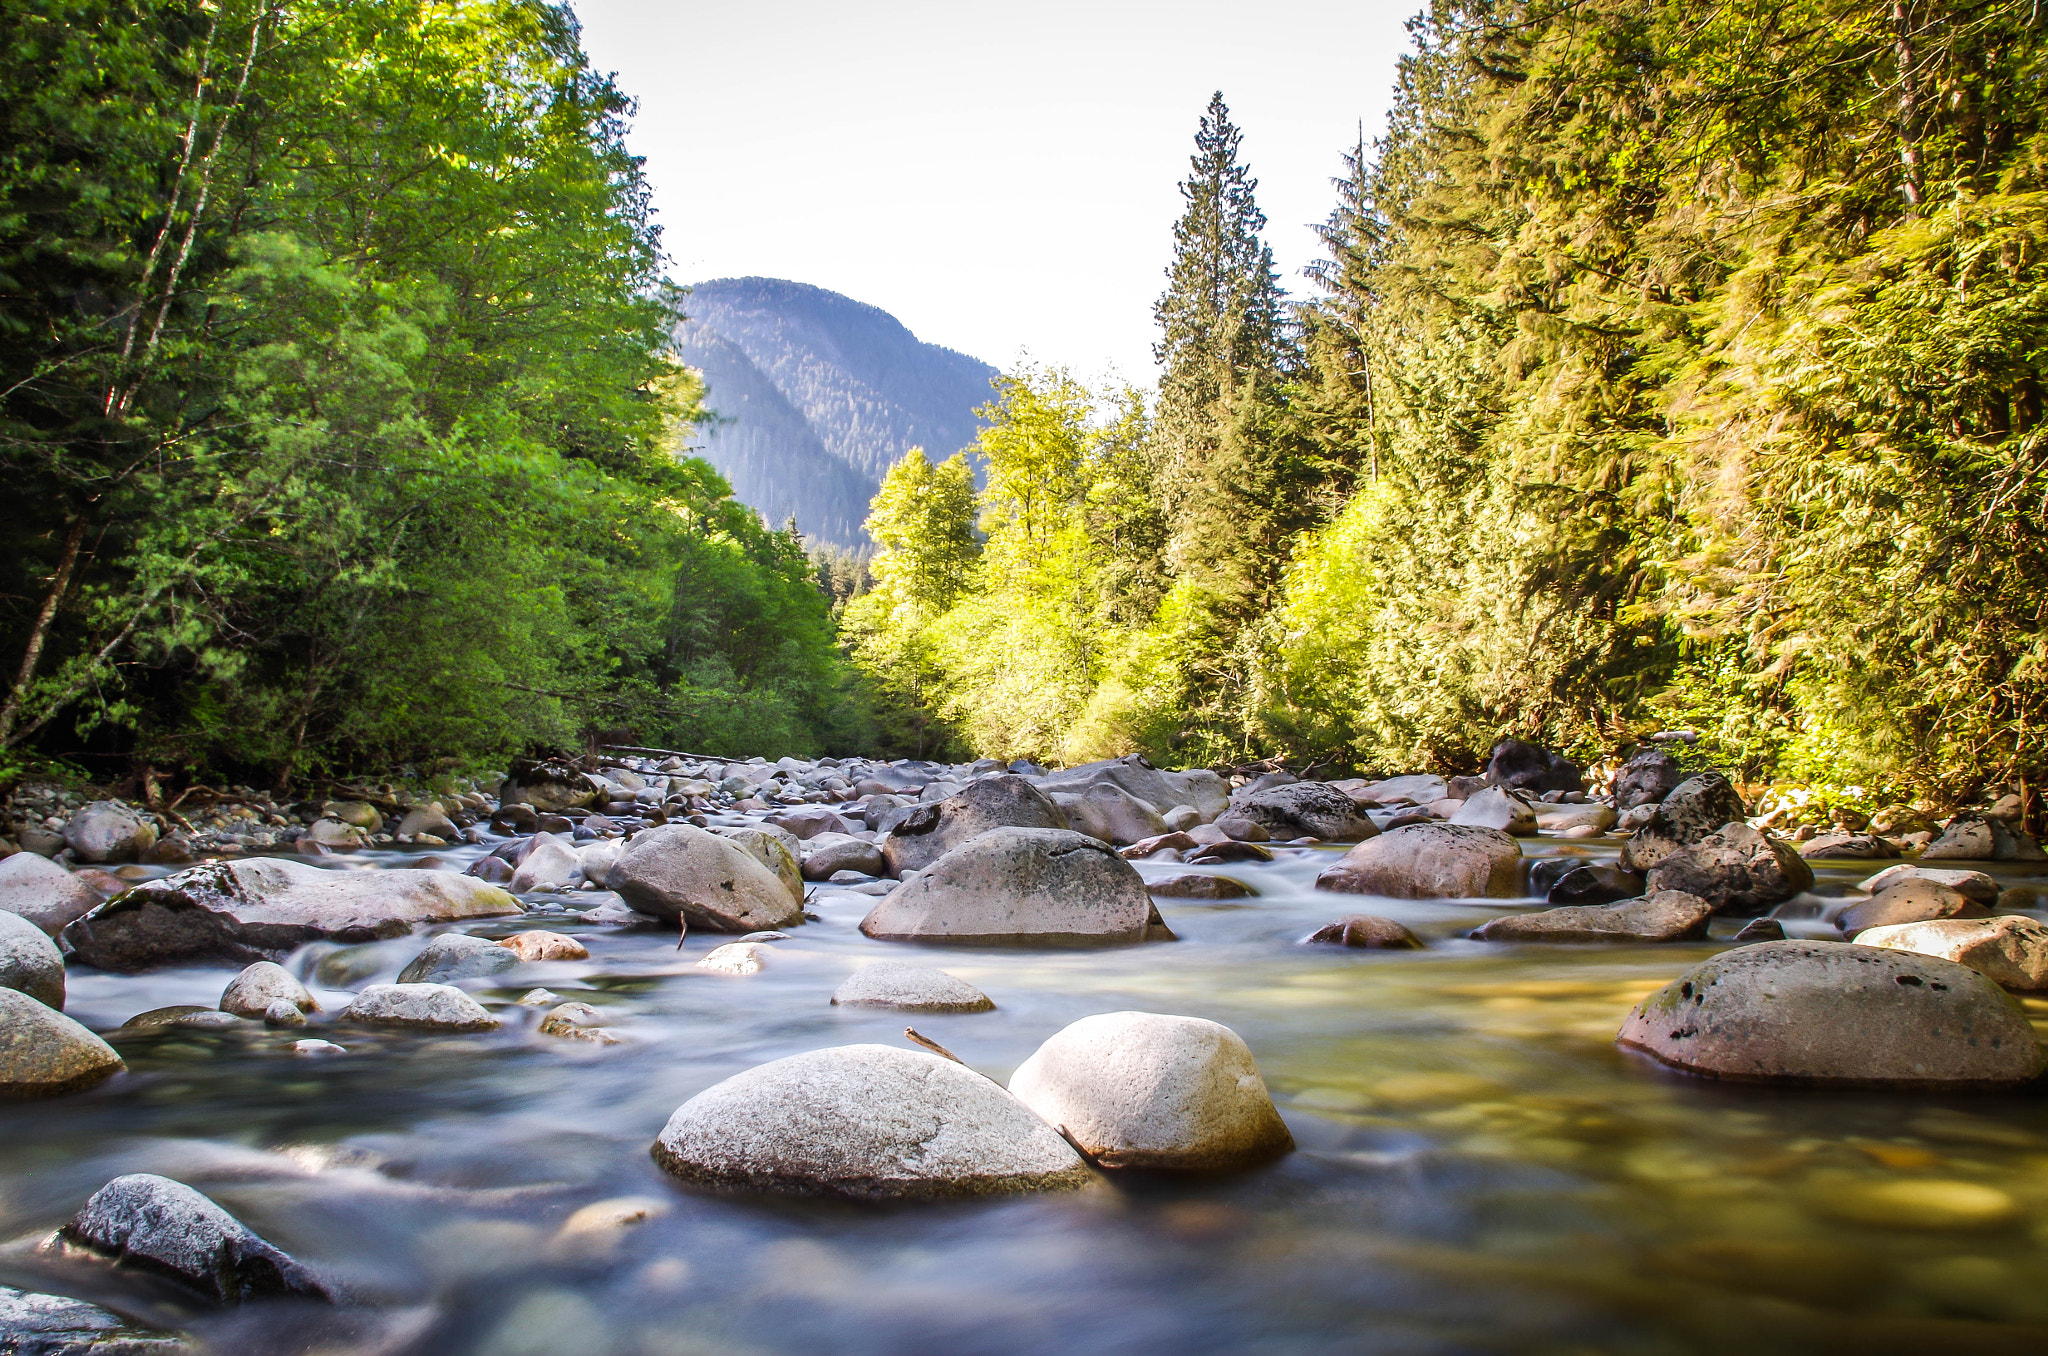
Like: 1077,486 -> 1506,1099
496,930 -> 589,962
736,930 -> 788,942
262,999 -> 306,1027
1305,914 -> 1422,948
546,1196 -> 669,1262
536,1002 -> 619,1044
1807,1177 -> 2021,1231
517,988 -> 562,1007
696,942 -> 767,975
292,1039 -> 346,1056
1733,917 -> 1786,942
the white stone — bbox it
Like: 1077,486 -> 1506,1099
1858,864 -> 2000,904
860,828 -> 1153,944
338,983 -> 499,1031
696,942 -> 768,975
830,963 -> 994,1012
510,832 -> 582,893
1856,915 -> 2048,991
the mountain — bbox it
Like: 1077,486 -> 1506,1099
675,278 -> 1000,545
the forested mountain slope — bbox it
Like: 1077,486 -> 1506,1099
675,278 -> 998,544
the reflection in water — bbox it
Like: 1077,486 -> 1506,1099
4,839 -> 2048,1353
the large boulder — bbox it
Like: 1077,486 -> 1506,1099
62,859 -> 517,972
1613,747 -> 1686,810
880,775 -> 1068,876
1618,773 -> 1747,872
498,757 -> 597,812
396,932 -> 522,984
59,1174 -> 329,1304
1038,756 -> 1179,814
829,963 -> 994,1013
1643,822 -> 1813,915
1449,787 -> 1537,836
1471,891 -> 1714,943
1856,915 -> 2048,991
1484,739 -> 1582,794
338,983 -> 498,1031
61,802 -> 158,864
1836,879 -> 1990,935
1232,783 -> 1378,842
1315,824 -> 1523,899
0,852 -> 102,935
606,824 -> 804,932
1921,813 -> 2048,862
1061,783 -> 1170,846
0,910 -> 65,1010
860,828 -> 1155,945
0,989 -> 120,1097
651,1044 -> 1091,1201
0,1284 -> 189,1353
704,825 -> 806,906
1616,940 -> 2045,1087
1008,1012 -> 1293,1171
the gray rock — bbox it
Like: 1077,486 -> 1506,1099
59,1173 -> 329,1304
218,962 -> 314,1021
61,803 -> 157,865
396,805 -> 459,842
1038,756 -> 1182,816
338,983 -> 499,1031
0,852 -> 102,935
0,1283 -> 189,1353
606,824 -> 804,932
396,932 -> 522,983
1856,915 -> 2048,991
1532,801 -> 1617,834
1618,773 -> 1747,872
1145,873 -> 1255,899
1008,1012 -> 1293,1171
1305,914 -> 1422,948
880,775 -> 1068,877
0,910 -> 65,1009
0,989 -> 121,1098
62,858 -> 517,972
1066,783 -> 1171,846
768,806 -> 851,840
1472,890 -> 1714,943
1232,783 -> 1378,842
830,963 -> 994,1012
1921,813 -> 2047,861
1546,862 -> 1644,907
800,832 -> 886,881
651,1043 -> 1091,1200
860,828 -> 1153,945
1643,823 -> 1813,914
1613,747 -> 1686,810
509,832 -> 582,893
1449,787 -> 1538,836
1617,940 -> 2045,1087
1797,833 -> 1897,860
119,1006 -> 241,1031
1208,814 -> 1271,843
1835,879 -> 1990,934
1358,774 -> 1447,805
1315,824 -> 1523,899
705,825 -> 806,907
1484,739 -> 1582,794
1858,864 -> 2000,904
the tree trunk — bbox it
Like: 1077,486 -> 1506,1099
0,514 -> 89,745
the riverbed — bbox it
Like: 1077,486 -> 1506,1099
5,832 -> 2048,1355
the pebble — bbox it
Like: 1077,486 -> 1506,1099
1806,1177 -> 2022,1231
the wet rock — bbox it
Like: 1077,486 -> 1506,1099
499,758 -> 598,812
800,833 -> 885,881
1546,862 -> 1644,907
322,800 -> 381,830
292,1039 -> 346,1056
1921,813 -> 2047,862
0,989 -> 121,1097
1485,739 -> 1583,795
1008,1012 -> 1293,1171
1618,773 -> 1747,872
696,942 -> 768,975
536,1002 -> 618,1043
1613,747 -> 1686,810
338,983 -> 499,1031
120,1006 -> 240,1030
881,775 -> 1068,876
1184,839 -> 1274,865
59,1173 -> 329,1304
1041,756 -> 1227,821
1121,831 -> 1197,859
1858,864 -> 2000,905
0,851 -> 102,935
1315,824 -> 1523,899
1449,787 -> 1538,836
1798,833 -> 1897,860
1305,914 -> 1422,948
1145,873 -> 1255,899
606,824 -> 804,933
768,806 -> 851,840
218,962 -> 314,1021
396,805 -> 459,842
830,962 -> 994,1012
1806,1177 -> 2021,1231
1836,879 -> 1990,935
1616,940 -> 2045,1087
466,855 -> 514,887
1062,783 -> 1171,846
1358,774 -> 1447,805
0,1281 -> 190,1352
498,930 -> 588,962
61,802 -> 158,865
859,828 -> 1153,945
1231,783 -> 1378,843
705,825 -> 805,906
396,932 -> 522,984
651,1043 -> 1091,1200
509,832 -> 582,893
1856,915 -> 2048,991
1733,917 -> 1786,942
1472,890 -> 1714,943
1533,801 -> 1617,835
1643,823 -> 1813,915
0,910 -> 65,1010
63,858 -> 517,972
1209,813 -> 1270,842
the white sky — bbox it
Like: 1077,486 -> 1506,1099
569,0 -> 1416,384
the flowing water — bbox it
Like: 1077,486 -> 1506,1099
5,834 -> 2048,1355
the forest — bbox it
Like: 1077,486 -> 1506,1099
849,0 -> 2048,819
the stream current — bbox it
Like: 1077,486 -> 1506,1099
4,831 -> 2048,1355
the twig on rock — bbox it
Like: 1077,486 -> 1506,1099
904,1027 -> 963,1064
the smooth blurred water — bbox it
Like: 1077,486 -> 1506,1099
6,838 -> 2048,1354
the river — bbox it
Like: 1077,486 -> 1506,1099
4,831 -> 2047,1354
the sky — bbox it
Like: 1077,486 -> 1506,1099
569,0 -> 1417,384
